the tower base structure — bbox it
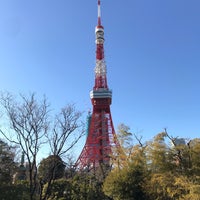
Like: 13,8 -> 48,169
76,89 -> 119,172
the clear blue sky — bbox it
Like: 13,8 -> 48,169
0,0 -> 200,153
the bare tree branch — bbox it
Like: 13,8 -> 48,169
49,104 -> 85,157
133,133 -> 144,147
0,92 -> 50,200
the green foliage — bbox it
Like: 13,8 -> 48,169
0,140 -> 17,184
104,131 -> 200,200
189,139 -> 200,175
38,155 -> 66,183
42,179 -> 70,200
147,132 -> 174,173
117,123 -> 133,148
0,182 -> 29,200
42,174 -> 109,200
1,118 -> 200,200
146,173 -> 187,200
70,173 -> 108,200
103,145 -> 148,200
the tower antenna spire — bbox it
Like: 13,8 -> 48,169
98,0 -> 101,25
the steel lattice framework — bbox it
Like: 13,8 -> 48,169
76,0 -> 119,171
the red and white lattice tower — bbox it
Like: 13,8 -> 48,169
76,0 -> 119,171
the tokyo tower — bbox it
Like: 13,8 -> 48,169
76,0 -> 119,171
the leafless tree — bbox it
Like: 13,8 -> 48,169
0,93 -> 85,200
50,104 -> 85,156
164,128 -> 191,170
0,92 -> 49,200
42,104 -> 85,200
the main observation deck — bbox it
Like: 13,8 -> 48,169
90,88 -> 112,99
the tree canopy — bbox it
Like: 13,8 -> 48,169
0,92 -> 200,200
